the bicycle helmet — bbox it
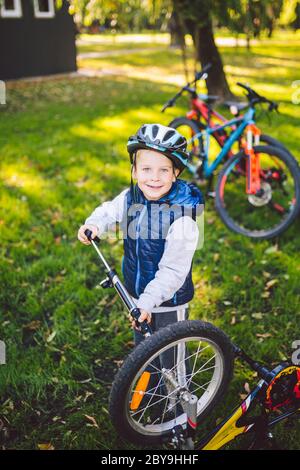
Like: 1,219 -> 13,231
127,123 -> 189,174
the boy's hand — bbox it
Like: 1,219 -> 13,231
131,309 -> 152,330
78,224 -> 98,245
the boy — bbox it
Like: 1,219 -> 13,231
78,123 -> 204,341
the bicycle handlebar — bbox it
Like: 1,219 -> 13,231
161,63 -> 212,112
237,82 -> 279,112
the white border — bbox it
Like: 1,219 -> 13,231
33,0 -> 55,19
0,0 -> 22,18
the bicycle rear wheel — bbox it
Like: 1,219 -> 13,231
109,320 -> 234,446
215,145 -> 300,239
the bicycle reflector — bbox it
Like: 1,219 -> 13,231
130,371 -> 151,411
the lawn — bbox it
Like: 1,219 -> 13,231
0,30 -> 300,450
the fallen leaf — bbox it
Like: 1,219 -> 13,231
46,331 -> 57,343
38,443 -> 55,450
84,392 -> 94,402
256,333 -> 272,339
265,279 -> 278,290
84,415 -> 99,428
264,244 -> 278,255
23,321 -> 41,331
252,312 -> 264,320
263,271 -> 271,278
261,291 -> 271,298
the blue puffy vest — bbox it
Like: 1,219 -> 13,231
122,179 -> 204,308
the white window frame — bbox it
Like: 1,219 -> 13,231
33,0 -> 55,19
0,0 -> 23,18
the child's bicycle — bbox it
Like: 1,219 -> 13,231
84,229 -> 300,450
162,67 -> 300,240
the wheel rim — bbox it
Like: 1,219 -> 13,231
124,336 -> 225,438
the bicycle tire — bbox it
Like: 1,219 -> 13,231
215,145 -> 300,239
109,320 -> 234,446
169,117 -> 205,161
260,134 -> 298,162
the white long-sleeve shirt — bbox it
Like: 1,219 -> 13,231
85,188 -> 200,313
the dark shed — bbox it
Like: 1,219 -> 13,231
0,0 -> 77,80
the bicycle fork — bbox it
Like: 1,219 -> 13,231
244,123 -> 261,195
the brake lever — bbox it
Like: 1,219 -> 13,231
268,102 -> 279,113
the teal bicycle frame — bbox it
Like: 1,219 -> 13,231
186,108 -> 256,179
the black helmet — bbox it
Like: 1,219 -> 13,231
127,123 -> 189,173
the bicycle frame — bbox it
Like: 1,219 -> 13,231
187,97 -> 239,153
186,107 -> 256,180
196,361 -> 300,450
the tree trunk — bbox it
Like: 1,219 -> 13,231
193,19 -> 234,100
173,0 -> 234,101
169,10 -> 186,47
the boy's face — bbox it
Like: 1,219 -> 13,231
132,149 -> 179,201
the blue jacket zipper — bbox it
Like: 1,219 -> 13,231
135,205 -> 148,296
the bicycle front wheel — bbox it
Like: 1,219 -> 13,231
109,320 -> 234,446
215,145 -> 300,239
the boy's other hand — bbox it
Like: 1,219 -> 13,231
131,309 -> 152,330
78,224 -> 98,245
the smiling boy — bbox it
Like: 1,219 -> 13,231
78,124 -> 204,341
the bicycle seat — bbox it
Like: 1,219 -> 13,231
198,93 -> 220,104
224,101 -> 248,113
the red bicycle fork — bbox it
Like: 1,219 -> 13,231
245,124 -> 262,195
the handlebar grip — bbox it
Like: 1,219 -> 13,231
137,319 -> 152,336
131,307 -> 152,336
84,228 -> 100,243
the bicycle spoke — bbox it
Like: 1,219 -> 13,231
129,340 -> 218,428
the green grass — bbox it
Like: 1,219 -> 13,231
0,30 -> 300,450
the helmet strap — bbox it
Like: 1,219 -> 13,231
130,153 -> 138,204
